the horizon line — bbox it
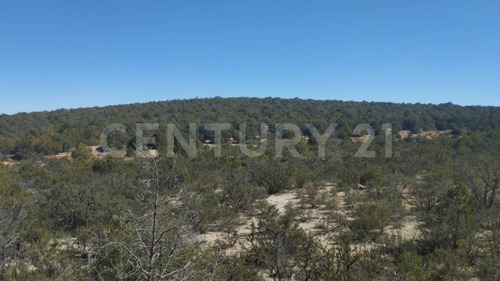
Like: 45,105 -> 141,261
1,96 -> 498,116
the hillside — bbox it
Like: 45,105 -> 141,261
1,97 -> 500,158
1,97 -> 500,280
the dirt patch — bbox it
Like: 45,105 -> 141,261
398,130 -> 451,140
89,145 -> 111,158
419,130 -> 452,139
266,192 -> 300,214
399,130 -> 411,139
197,216 -> 257,255
350,135 -> 372,142
45,151 -> 72,160
198,182 -> 421,257
385,215 -> 421,240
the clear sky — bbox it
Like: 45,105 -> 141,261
1,0 -> 499,114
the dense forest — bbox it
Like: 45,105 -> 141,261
1,98 -> 500,280
1,97 -> 500,158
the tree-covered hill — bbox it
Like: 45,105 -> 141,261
1,97 -> 499,156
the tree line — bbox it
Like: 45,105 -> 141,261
1,97 -> 500,158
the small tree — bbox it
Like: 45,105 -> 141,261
455,154 -> 500,209
0,167 -> 26,279
248,205 -> 307,280
71,143 -> 92,159
251,158 -> 292,195
419,184 -> 477,252
88,155 -> 198,280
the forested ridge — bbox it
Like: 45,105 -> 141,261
1,97 -> 500,158
1,97 -> 500,280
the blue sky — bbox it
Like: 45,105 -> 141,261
1,0 -> 499,114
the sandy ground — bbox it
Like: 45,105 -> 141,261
398,130 -> 452,140
197,182 -> 422,254
45,151 -> 72,160
266,192 -> 300,214
44,145 -> 112,160
385,215 -> 420,240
